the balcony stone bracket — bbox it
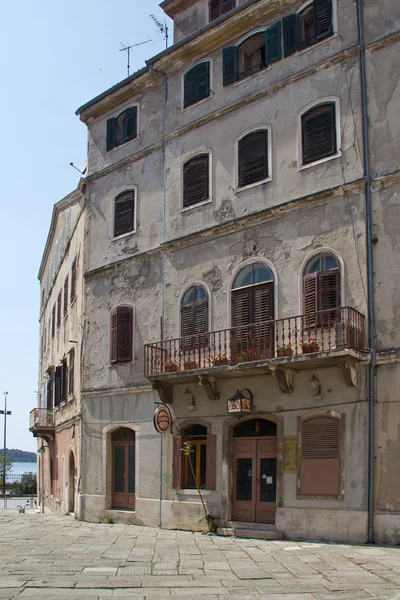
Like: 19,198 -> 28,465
198,376 -> 220,401
270,367 -> 293,394
342,359 -> 358,387
151,381 -> 174,404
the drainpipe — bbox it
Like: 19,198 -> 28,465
356,0 -> 376,544
149,64 -> 168,529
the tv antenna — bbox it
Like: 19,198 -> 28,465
150,14 -> 169,49
119,38 -> 152,77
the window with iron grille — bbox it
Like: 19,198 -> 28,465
183,155 -> 209,208
303,253 -> 340,326
301,102 -> 337,164
183,62 -> 211,109
110,306 -> 134,364
238,130 -> 269,187
209,0 -> 235,21
107,107 -> 138,151
172,425 -> 216,491
300,414 -> 341,496
114,191 -> 135,237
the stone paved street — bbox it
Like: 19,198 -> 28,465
0,513 -> 400,600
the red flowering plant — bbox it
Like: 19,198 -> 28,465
164,360 -> 179,372
207,353 -> 229,366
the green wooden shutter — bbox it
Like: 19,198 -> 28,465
184,67 -> 197,108
314,0 -> 333,40
106,118 -> 117,151
223,46 -> 238,85
196,62 -> 210,102
283,14 -> 299,56
123,107 -> 137,142
265,21 -> 282,63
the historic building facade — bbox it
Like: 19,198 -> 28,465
33,0 -> 400,543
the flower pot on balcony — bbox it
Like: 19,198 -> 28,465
184,363 -> 199,371
277,349 -> 294,358
301,345 -> 320,354
213,358 -> 229,366
165,364 -> 179,373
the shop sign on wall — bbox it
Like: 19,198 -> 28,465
153,406 -> 171,433
283,436 -> 298,473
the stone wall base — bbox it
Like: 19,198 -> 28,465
276,508 -> 368,543
374,512 -> 400,544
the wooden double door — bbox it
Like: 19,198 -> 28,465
112,428 -> 135,510
232,436 -> 277,523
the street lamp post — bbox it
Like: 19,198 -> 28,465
0,392 -> 11,500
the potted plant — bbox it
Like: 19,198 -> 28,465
164,360 -> 179,373
183,358 -> 199,370
207,353 -> 229,366
277,343 -> 294,357
236,348 -> 264,362
299,338 -> 320,354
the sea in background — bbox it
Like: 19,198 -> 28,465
9,462 -> 36,476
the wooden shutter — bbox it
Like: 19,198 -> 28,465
116,306 -> 133,363
114,191 -> 134,236
206,434 -> 217,490
209,0 -> 220,21
196,62 -> 210,102
319,268 -> 340,323
302,103 -> 336,164
183,155 -> 209,207
283,14 -> 299,56
181,303 -> 194,340
300,416 -> 340,496
57,292 -> 62,327
107,118 -> 117,151
303,272 -> 318,327
184,67 -> 197,108
54,366 -> 62,407
68,350 -> 74,396
172,436 -> 182,489
46,378 -> 53,410
232,288 -> 251,351
123,107 -> 137,142
223,46 -> 238,85
70,258 -> 77,302
222,0 -> 235,14
253,284 -> 274,355
63,277 -> 68,316
62,359 -> 68,402
52,305 -> 56,337
265,21 -> 282,63
110,310 -> 118,363
238,131 -> 268,187
314,0 -> 333,40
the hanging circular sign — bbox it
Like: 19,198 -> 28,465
153,406 -> 171,433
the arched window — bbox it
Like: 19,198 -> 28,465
181,286 -> 209,345
183,155 -> 210,208
183,62 -> 211,109
110,306 -> 134,364
114,190 -> 135,237
231,263 -> 275,360
172,425 -> 216,491
238,32 -> 266,79
107,107 -> 138,150
301,101 -> 338,165
303,253 -> 340,324
238,130 -> 269,187
300,414 -> 341,496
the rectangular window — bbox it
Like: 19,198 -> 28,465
107,107 -> 138,151
238,130 -> 269,187
62,358 -> 68,403
57,291 -> 62,328
114,191 -> 135,237
184,62 -> 211,109
54,366 -> 62,407
209,0 -> 235,21
110,306 -> 133,364
183,155 -> 209,208
302,103 -> 337,164
63,276 -> 69,316
300,416 -> 340,496
70,258 -> 77,302
68,349 -> 75,397
51,305 -> 56,337
284,0 -> 333,57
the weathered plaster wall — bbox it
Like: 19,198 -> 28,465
172,0 -> 209,44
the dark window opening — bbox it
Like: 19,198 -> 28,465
51,305 -> 56,338
70,258 -> 77,303
209,0 -> 235,22
110,306 -> 133,364
238,130 -> 269,187
233,419 -> 277,438
68,350 -> 75,397
238,33 -> 266,80
183,155 -> 209,207
57,292 -> 62,328
299,5 -> 314,49
63,277 -> 68,317
107,107 -> 138,151
114,191 -> 135,237
302,102 -> 337,164
283,1 -> 333,57
182,425 -> 208,489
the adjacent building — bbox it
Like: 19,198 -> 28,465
32,0 -> 400,543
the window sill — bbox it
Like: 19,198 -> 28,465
234,64 -> 270,86
182,93 -> 213,113
295,33 -> 338,58
181,198 -> 212,213
109,135 -> 139,153
112,230 -> 136,241
176,489 -> 212,496
299,151 -> 341,171
236,176 -> 271,193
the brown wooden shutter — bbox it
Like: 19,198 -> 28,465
206,434 -> 217,490
52,305 -> 56,337
238,131 -> 268,187
183,155 -> 209,207
303,272 -> 318,327
302,103 -> 336,164
172,436 -> 182,489
63,277 -> 68,316
68,350 -> 74,396
116,306 -> 133,362
319,268 -> 340,323
253,284 -> 274,355
70,258 -> 77,302
300,416 -> 340,496
114,191 -> 134,237
110,310 -> 118,363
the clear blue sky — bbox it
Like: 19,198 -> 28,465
0,0 -> 172,452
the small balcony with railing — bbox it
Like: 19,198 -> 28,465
145,307 -> 366,400
29,408 -> 54,439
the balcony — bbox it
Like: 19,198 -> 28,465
29,408 -> 54,439
145,307 -> 366,401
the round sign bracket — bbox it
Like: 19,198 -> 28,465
153,403 -> 172,434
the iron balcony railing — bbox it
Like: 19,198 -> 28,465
145,306 -> 365,377
29,408 -> 54,431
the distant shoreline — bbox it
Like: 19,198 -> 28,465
1,449 -> 36,462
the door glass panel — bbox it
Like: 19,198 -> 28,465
186,444 -> 198,488
128,445 -> 135,494
114,446 -> 125,493
236,458 -> 253,501
260,457 -> 276,502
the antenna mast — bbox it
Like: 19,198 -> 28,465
119,39 -> 152,77
150,14 -> 169,49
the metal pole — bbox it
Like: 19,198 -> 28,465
2,392 -> 8,499
159,431 -> 163,528
356,0 -> 376,544
41,447 -> 45,514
